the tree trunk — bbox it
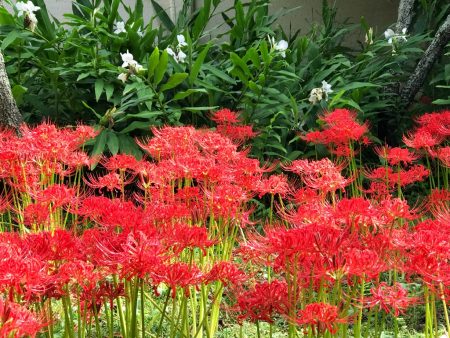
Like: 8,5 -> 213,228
400,14 -> 450,107
395,0 -> 416,33
0,50 -> 22,131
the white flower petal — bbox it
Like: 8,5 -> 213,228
114,21 -> 126,34
275,40 -> 288,51
177,50 -> 187,63
117,73 -> 128,83
384,28 -> 395,40
177,34 -> 187,47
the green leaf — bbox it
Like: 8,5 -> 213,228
171,88 -> 208,101
339,82 -> 380,91
160,73 -> 188,92
190,44 -> 211,82
77,72 -> 92,82
151,0 -> 175,31
107,131 -> 119,155
33,0 -> 56,40
126,111 -> 163,119
147,47 -> 160,80
11,85 -> 27,105
202,64 -> 236,84
230,52 -> 250,76
107,0 -> 121,26
432,98 -> 450,105
119,121 -> 152,134
154,50 -> 168,86
183,106 -> 219,112
105,84 -> 114,101
95,79 -> 105,102
244,47 -> 260,68
91,129 -> 107,158
328,89 -> 346,108
118,134 -> 142,159
0,7 -> 15,26
1,31 -> 20,50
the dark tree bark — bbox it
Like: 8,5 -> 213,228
0,50 -> 22,131
400,14 -> 450,107
395,0 -> 416,33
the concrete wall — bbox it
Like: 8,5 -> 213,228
7,0 -> 400,37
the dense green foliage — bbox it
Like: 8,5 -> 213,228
0,0 -> 448,160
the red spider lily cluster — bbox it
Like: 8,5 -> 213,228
0,109 -> 448,338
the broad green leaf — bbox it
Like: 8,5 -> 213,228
118,135 -> 142,159
171,88 -> 208,101
244,47 -> 260,68
0,7 -> 15,26
107,0 -> 121,26
77,72 -> 92,82
183,106 -> 219,111
154,50 -> 168,86
120,121 -> 152,134
147,47 -> 160,80
339,82 -> 380,91
107,131 -> 119,155
202,64 -> 236,84
91,129 -> 107,158
105,84 -> 114,101
151,0 -> 175,31
95,79 -> 105,102
160,73 -> 188,92
11,85 -> 27,105
190,44 -> 211,82
1,31 -> 20,50
230,52 -> 250,76
126,111 -> 163,119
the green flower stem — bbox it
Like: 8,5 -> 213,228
440,283 -> 450,336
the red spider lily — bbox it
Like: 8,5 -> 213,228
365,165 -> 429,188
137,126 -> 200,160
407,220 -> 450,285
344,248 -> 387,279
216,124 -> 257,143
61,150 -> 93,170
117,231 -> 163,279
295,302 -> 347,335
84,172 -> 134,192
367,282 -> 418,316
415,110 -> 450,139
284,158 -> 352,194
234,280 -> 289,323
403,129 -> 443,150
101,153 -> 140,172
204,183 -> 250,218
0,298 -> 47,338
205,262 -> 247,287
210,108 -> 241,125
256,174 -> 291,198
151,262 -> 203,298
34,184 -> 77,209
302,109 -> 369,152
435,146 -> 450,168
333,197 -> 379,232
375,146 -> 420,166
422,189 -> 450,214
162,223 -> 216,255
376,198 -> 417,225
23,203 -> 51,229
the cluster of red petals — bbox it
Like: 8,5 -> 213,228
211,108 -> 257,142
302,109 -> 370,155
367,282 -> 417,316
296,303 -> 346,334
